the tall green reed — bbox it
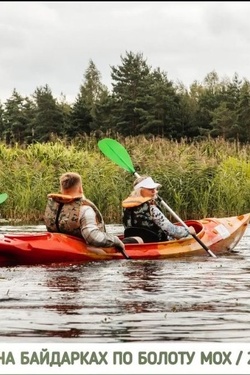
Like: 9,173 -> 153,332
0,136 -> 249,224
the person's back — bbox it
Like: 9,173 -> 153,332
44,172 -> 125,251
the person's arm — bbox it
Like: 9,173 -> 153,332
80,205 -> 124,249
150,205 -> 190,239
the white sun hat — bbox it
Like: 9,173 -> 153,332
134,177 -> 162,190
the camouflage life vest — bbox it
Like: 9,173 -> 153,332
122,195 -> 169,241
44,193 -> 104,238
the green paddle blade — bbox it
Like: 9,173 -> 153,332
0,193 -> 8,204
98,138 -> 135,174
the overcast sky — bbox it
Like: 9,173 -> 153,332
1,1 -> 250,104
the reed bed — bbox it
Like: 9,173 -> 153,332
0,136 -> 249,224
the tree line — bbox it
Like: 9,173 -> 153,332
1,51 -> 250,144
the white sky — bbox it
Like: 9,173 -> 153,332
1,1 -> 250,104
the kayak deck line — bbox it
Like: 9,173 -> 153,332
0,213 -> 249,267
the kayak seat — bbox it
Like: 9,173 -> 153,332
122,236 -> 142,244
124,227 -> 159,243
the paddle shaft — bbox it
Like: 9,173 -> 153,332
98,138 -> 216,258
117,247 -> 130,259
133,172 -> 217,258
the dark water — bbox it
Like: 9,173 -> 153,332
0,224 -> 250,343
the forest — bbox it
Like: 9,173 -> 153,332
1,51 -> 250,144
1,51 -> 250,224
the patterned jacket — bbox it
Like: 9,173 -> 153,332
122,195 -> 189,241
122,195 -> 169,241
44,193 -> 124,249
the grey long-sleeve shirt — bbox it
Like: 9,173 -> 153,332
150,205 -> 189,239
80,205 -> 124,248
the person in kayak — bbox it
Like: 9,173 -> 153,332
44,172 -> 126,253
122,175 -> 196,242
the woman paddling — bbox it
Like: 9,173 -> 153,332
122,175 -> 195,242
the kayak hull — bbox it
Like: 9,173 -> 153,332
0,213 -> 249,267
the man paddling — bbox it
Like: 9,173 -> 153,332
44,172 -> 127,256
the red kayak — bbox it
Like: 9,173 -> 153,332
0,213 -> 249,267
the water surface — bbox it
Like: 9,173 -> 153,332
0,224 -> 250,343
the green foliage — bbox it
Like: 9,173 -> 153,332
0,136 -> 249,225
32,85 -> 66,142
2,89 -> 35,144
212,157 -> 250,215
2,52 -> 250,143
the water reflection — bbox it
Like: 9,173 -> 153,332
0,224 -> 249,342
45,274 -> 83,316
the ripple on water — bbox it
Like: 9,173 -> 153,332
0,225 -> 250,342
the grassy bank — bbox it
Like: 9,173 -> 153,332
0,136 -> 250,224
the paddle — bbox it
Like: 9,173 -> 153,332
116,246 -> 130,259
98,138 -> 217,258
0,193 -> 8,204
